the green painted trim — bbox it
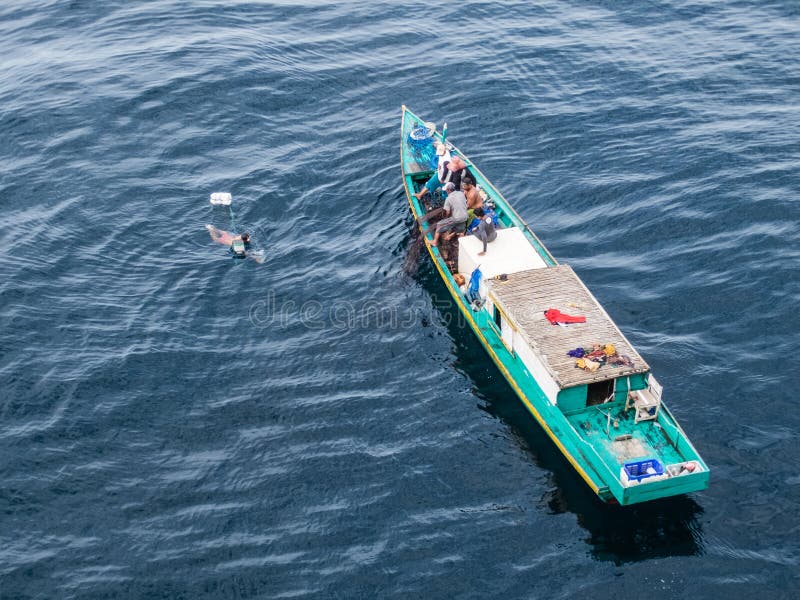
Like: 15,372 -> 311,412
558,385 -> 588,414
628,372 -> 648,390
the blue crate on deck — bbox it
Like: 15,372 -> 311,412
623,458 -> 664,482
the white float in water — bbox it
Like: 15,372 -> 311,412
210,192 -> 232,206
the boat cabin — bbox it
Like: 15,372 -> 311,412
479,264 -> 651,413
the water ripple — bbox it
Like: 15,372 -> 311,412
1,0 -> 800,597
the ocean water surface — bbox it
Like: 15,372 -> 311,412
1,1 -> 799,598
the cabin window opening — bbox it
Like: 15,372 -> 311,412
493,305 -> 502,330
587,379 -> 614,406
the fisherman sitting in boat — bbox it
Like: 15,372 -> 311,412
471,207 -> 497,256
461,177 -> 483,222
430,182 -> 468,248
413,142 -> 449,201
205,225 -> 263,262
414,154 -> 473,202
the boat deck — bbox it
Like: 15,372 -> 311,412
487,265 -> 649,388
566,400 -> 685,471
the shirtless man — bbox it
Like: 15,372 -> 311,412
206,225 -> 263,262
461,178 -> 482,211
206,225 -> 247,246
460,177 -> 482,228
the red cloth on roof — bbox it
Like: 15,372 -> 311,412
544,308 -> 586,325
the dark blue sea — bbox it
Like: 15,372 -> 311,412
2,1 -> 799,598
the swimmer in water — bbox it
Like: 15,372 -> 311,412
205,225 -> 263,263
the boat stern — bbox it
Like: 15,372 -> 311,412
616,465 -> 710,505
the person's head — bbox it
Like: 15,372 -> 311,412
443,182 -> 456,195
473,207 -> 485,218
240,232 -> 251,244
461,177 -> 474,190
450,156 -> 466,169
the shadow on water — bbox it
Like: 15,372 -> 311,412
401,218 -> 424,277
407,233 -> 704,565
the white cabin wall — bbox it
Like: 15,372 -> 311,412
501,317 -> 514,349
483,298 -> 560,406
513,331 -> 560,405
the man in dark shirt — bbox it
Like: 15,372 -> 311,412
414,155 -> 474,201
443,155 -> 473,191
472,207 -> 497,255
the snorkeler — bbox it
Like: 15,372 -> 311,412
205,225 -> 263,262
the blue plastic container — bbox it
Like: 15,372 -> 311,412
408,125 -> 433,150
623,458 -> 664,482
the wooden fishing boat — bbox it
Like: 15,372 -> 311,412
400,105 -> 709,505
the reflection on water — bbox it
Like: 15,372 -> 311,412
401,215 -> 425,277
415,251 -> 704,564
577,495 -> 702,564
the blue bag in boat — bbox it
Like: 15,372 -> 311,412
467,207 -> 499,233
467,267 -> 484,309
408,125 -> 433,149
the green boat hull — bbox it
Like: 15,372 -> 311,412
400,106 -> 709,505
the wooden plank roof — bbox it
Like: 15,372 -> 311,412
487,265 -> 649,389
